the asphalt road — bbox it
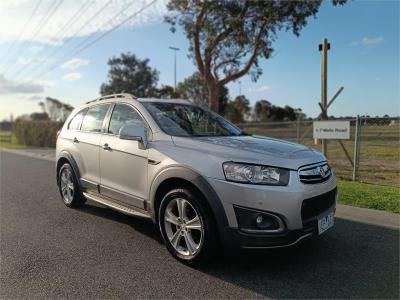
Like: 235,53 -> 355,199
1,151 -> 399,299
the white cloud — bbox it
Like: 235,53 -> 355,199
17,57 -> 47,65
61,58 -> 89,69
63,72 -> 81,81
0,0 -> 168,45
362,36 -> 384,47
248,85 -> 271,93
0,74 -> 45,94
352,36 -> 384,48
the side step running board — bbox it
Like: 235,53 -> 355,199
83,192 -> 151,219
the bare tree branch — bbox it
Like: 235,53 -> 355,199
219,22 -> 267,86
204,1 -> 249,69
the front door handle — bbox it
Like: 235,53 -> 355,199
103,143 -> 111,151
73,137 -> 79,143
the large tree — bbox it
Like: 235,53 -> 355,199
166,0 -> 346,112
176,72 -> 229,113
100,52 -> 159,97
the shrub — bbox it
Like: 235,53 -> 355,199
14,120 -> 63,148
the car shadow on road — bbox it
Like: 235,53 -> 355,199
78,203 -> 164,244
77,204 -> 399,299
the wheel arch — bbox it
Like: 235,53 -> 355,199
149,166 -> 229,233
56,151 -> 81,186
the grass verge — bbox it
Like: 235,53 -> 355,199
338,180 -> 400,214
0,131 -> 26,149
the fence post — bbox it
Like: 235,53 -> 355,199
352,115 -> 361,181
296,117 -> 300,143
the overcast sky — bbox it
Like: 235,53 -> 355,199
0,0 -> 399,121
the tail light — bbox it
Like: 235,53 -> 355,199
56,130 -> 61,139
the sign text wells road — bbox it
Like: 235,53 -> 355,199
313,121 -> 350,139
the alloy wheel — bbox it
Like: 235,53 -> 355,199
163,197 -> 204,257
60,168 -> 74,204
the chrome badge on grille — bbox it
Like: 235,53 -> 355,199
298,163 -> 331,184
318,166 -> 326,178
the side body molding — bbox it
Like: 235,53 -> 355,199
148,166 -> 229,233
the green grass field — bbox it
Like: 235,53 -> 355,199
0,131 -> 26,149
338,180 -> 400,213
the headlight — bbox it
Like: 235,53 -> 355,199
222,162 -> 289,186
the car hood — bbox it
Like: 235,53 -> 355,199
171,135 -> 325,170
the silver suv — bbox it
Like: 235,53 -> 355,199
56,93 -> 337,264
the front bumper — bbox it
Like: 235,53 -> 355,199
207,170 -> 337,249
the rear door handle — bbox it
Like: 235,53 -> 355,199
73,137 -> 79,143
103,143 -> 111,151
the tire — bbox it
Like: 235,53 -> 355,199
158,187 -> 218,265
58,163 -> 86,208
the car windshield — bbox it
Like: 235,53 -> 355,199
143,102 -> 245,137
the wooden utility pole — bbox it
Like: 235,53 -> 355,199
352,115 -> 361,181
319,38 -> 330,156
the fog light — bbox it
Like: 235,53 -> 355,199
255,214 -> 272,229
234,206 -> 285,233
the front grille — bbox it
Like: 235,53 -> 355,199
298,162 -> 331,184
301,188 -> 337,221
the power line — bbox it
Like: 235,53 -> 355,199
65,0 -> 158,61
63,1 -> 140,60
13,0 -> 96,80
30,0 -> 157,81
3,0 -> 58,75
18,0 -> 113,80
1,0 -> 43,70
5,0 -> 64,76
53,0 -> 95,40
29,0 -> 64,43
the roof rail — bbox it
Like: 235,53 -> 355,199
86,93 -> 137,104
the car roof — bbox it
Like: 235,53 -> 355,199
85,93 -> 194,106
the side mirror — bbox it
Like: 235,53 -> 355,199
119,124 -> 148,148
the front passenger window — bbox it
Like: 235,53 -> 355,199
108,104 -> 146,135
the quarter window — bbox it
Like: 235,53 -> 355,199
81,104 -> 110,132
68,109 -> 86,130
108,104 -> 145,135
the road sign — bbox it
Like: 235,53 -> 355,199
313,121 -> 350,139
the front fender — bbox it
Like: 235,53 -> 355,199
148,166 -> 229,232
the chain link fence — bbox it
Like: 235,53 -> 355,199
237,117 -> 400,187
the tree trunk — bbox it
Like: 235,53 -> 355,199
207,81 -> 220,113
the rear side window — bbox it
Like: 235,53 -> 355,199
108,104 -> 145,135
81,104 -> 110,132
68,109 -> 86,130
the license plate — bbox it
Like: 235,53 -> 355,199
318,211 -> 335,235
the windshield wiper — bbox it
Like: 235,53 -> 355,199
238,130 -> 249,136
